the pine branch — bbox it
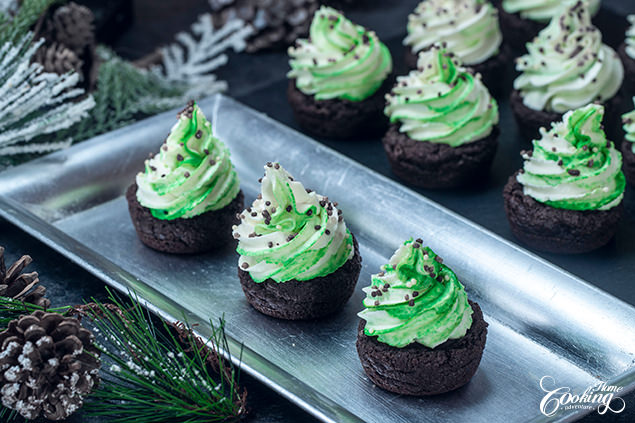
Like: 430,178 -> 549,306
0,33 -> 95,156
75,289 -> 247,423
0,0 -> 58,45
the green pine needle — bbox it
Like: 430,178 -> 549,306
76,289 -> 247,422
0,0 -> 60,45
0,296 -> 69,330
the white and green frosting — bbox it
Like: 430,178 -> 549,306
404,0 -> 502,66
627,15 -> 635,60
502,0 -> 600,23
514,0 -> 623,114
384,46 -> 499,147
622,97 -> 635,155
517,104 -> 625,211
136,101 -> 240,220
234,163 -> 354,283
358,238 -> 473,349
287,6 -> 392,101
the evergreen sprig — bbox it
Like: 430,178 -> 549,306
0,295 -> 68,330
74,289 -> 247,422
0,0 -> 58,45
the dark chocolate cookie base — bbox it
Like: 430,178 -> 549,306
495,1 -> 546,52
382,123 -> 499,189
287,78 -> 391,140
404,45 -> 511,98
503,173 -> 623,254
356,300 -> 488,396
238,235 -> 362,320
126,183 -> 244,254
510,89 -> 623,143
621,139 -> 635,186
619,43 -> 635,95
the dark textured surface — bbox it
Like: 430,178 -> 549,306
403,44 -> 512,98
356,300 -> 487,396
622,139 -> 635,186
494,0 -> 546,52
1,0 -> 634,421
287,78 -> 391,140
510,88 -> 624,143
619,43 -> 635,94
126,183 -> 244,254
382,123 -> 499,189
238,235 -> 361,320
503,173 -> 623,254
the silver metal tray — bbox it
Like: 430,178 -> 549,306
0,94 -> 633,423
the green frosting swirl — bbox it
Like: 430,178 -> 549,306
233,162 -> 354,283
404,0 -> 502,66
136,101 -> 240,220
384,46 -> 499,147
287,6 -> 392,101
627,15 -> 635,60
137,102 -> 240,220
517,104 -> 625,211
622,97 -> 635,155
358,238 -> 473,349
514,0 -> 623,114
502,0 -> 600,23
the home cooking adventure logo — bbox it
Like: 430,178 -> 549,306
539,376 -> 626,417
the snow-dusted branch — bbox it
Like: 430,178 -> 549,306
151,14 -> 253,96
0,33 -> 95,155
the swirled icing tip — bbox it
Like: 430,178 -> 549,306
517,103 -> 625,211
622,97 -> 635,149
358,238 -> 473,348
513,0 -> 624,113
287,5 -> 392,101
135,101 -> 240,219
233,162 -> 354,283
384,44 -> 498,147
404,0 -> 502,66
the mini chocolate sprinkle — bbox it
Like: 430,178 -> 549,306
274,163 -> 280,169
287,234 -> 295,241
416,238 -> 423,243
338,216 -> 343,222
587,159 -> 594,167
162,145 -> 168,151
306,209 -> 313,216
195,130 -> 203,139
184,171 -> 190,178
204,149 -> 209,155
258,177 -> 263,183
404,294 -> 410,301
552,147 -> 557,152
568,169 -> 580,176
374,300 -> 380,306
435,256 -> 443,264
319,200 -> 326,207
268,242 -> 273,248
306,189 -> 313,193
436,275 -> 444,282
408,300 -> 415,307
266,162 -> 272,167
286,205 -> 292,212
558,159 -> 563,166
412,291 -> 419,297
150,166 -> 156,171
265,201 -> 271,206
241,262 -> 249,269
384,283 -> 390,289
251,212 -> 257,217
413,243 -> 420,249
210,159 -> 216,166
315,225 -> 321,230
371,291 -> 377,298
176,154 -> 184,161
325,229 -> 331,235
249,232 -> 256,238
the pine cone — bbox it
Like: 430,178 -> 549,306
33,43 -> 84,76
0,311 -> 100,420
210,0 -> 319,53
0,247 -> 50,310
44,2 -> 96,56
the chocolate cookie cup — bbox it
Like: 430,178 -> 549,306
233,162 -> 362,320
383,46 -> 499,189
503,104 -> 625,254
510,1 -> 624,143
127,101 -> 244,254
622,100 -> 635,185
493,0 -> 601,52
286,6 -> 392,140
403,0 -> 508,96
356,239 -> 488,396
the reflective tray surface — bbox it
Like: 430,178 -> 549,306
0,95 -> 633,423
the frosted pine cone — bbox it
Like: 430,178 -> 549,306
33,43 -> 84,76
0,247 -> 50,309
210,0 -> 318,52
0,311 -> 100,420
